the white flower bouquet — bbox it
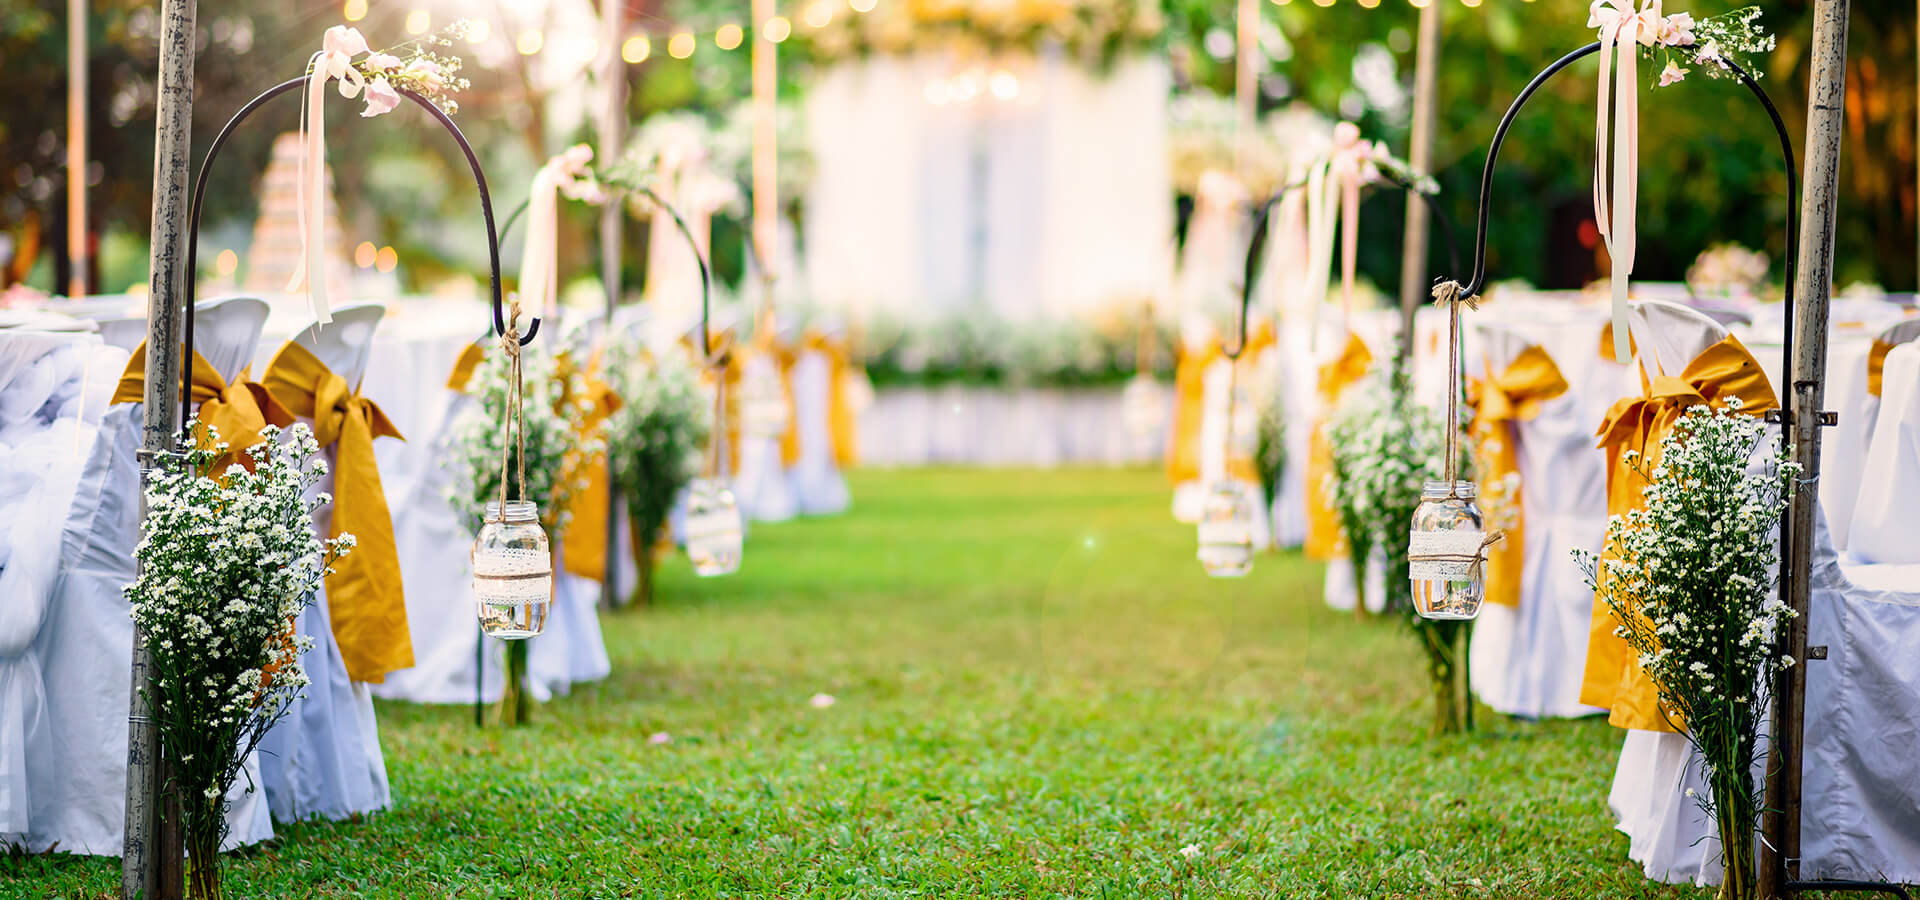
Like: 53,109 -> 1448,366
606,344 -> 713,605
1577,402 -> 1797,899
127,423 -> 351,899
446,343 -> 598,532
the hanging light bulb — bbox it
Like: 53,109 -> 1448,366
685,478 -> 744,576
1409,480 -> 1490,619
473,499 -> 553,638
1197,481 -> 1256,577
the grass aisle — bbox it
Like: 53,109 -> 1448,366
15,468 -> 1704,898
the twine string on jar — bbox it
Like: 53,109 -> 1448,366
492,296 -> 529,524
1430,279 -> 1480,498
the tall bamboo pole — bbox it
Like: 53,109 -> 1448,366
124,1 -> 197,897
597,0 -> 626,610
1396,2 -> 1440,360
1761,0 -> 1850,895
752,0 -> 778,312
67,0 -> 87,298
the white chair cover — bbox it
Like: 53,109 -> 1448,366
787,342 -> 852,516
257,303 -> 391,823
732,350 -> 800,523
1467,317 -> 1611,720
1611,300 -> 1920,886
1846,340 -> 1920,565
364,326 -> 503,707
15,298 -> 274,853
526,541 -> 612,702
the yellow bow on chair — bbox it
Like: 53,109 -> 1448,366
112,343 -> 296,472
1867,338 -> 1897,398
802,330 -> 860,468
261,341 -> 410,684
1304,333 -> 1374,561
1464,345 -> 1570,610
769,335 -> 802,469
1580,334 -> 1777,732
1165,338 -> 1222,487
445,341 -> 486,394
557,347 -> 624,583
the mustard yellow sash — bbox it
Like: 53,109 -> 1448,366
557,347 -> 623,582
1867,338 -> 1896,398
802,330 -> 859,468
1165,340 -> 1220,486
1465,345 -> 1569,609
112,343 -> 294,472
1598,320 -> 1638,363
261,342 -> 410,684
1580,335 -> 1777,731
446,341 -> 485,393
1305,333 -> 1373,560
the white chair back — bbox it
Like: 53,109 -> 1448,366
193,296 -> 272,383
94,316 -> 147,353
1627,299 -> 1731,382
291,302 -> 385,387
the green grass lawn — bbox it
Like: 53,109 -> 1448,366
14,468 -> 1724,898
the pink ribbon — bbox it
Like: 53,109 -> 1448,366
1590,1 -> 1663,363
1303,122 -> 1377,344
516,146 -> 594,319
287,26 -> 371,327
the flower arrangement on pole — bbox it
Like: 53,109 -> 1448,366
447,343 -> 598,725
127,423 -> 352,899
1577,402 -> 1797,899
605,345 -> 713,606
1326,363 -> 1476,733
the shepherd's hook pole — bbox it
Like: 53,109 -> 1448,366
1763,0 -> 1851,895
125,1 -> 197,897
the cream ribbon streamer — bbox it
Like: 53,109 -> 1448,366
516,145 -> 596,319
1302,123 -> 1376,349
1590,1 -> 1661,364
287,26 -> 372,327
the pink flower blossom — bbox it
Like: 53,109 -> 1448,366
557,143 -> 595,178
1661,12 -> 1696,45
364,52 -> 401,73
360,78 -> 401,117
402,58 -> 445,92
322,25 -> 369,58
1658,61 -> 1689,86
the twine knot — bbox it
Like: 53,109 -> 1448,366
1431,279 -> 1480,311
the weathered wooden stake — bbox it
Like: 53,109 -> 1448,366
1762,0 -> 1850,895
124,1 -> 197,897
598,0 -> 626,610
1397,1 -> 1441,360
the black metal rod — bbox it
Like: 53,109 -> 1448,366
181,77 -> 534,439
1452,42 -> 1602,299
1449,44 -> 1885,893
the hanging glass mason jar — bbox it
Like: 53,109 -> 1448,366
1196,481 -> 1256,577
1409,480 -> 1489,620
686,477 -> 744,576
472,500 -> 553,639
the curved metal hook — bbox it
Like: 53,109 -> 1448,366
633,185 -> 716,362
496,180 -> 712,360
181,77 -> 534,437
1446,45 -> 1807,761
